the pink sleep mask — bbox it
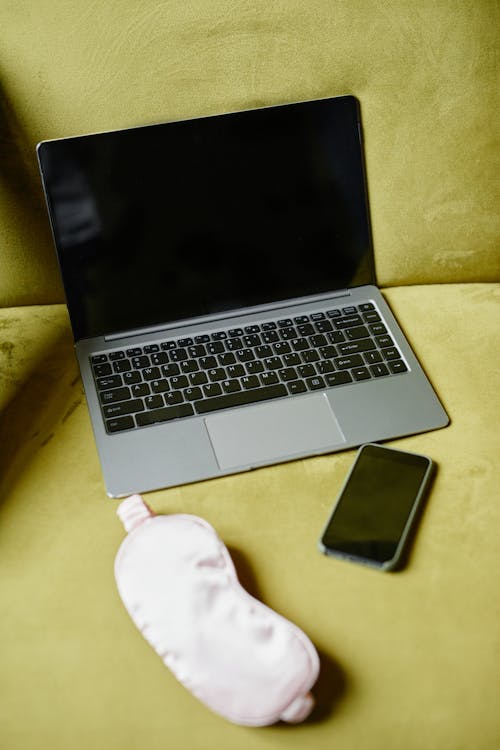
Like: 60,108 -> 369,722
115,495 -> 320,726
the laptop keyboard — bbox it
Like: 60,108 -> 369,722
90,303 -> 408,434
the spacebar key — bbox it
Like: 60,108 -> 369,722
136,403 -> 194,426
195,384 -> 287,414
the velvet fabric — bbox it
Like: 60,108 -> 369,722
0,1 -> 499,748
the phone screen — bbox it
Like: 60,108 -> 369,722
319,444 -> 433,568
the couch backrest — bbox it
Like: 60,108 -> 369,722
1,0 -> 498,308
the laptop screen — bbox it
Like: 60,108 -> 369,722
37,95 -> 374,341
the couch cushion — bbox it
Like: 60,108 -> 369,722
0,1 -> 498,306
1,282 -> 499,749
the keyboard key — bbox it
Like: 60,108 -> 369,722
261,321 -> 277,331
319,345 -> 337,359
151,352 -> 169,365
246,361 -> 264,374
352,367 -> 371,381
200,356 -> 217,369
291,338 -> 309,351
388,359 -> 408,374
225,338 -> 243,351
170,375 -> 189,389
228,328 -> 244,337
376,335 -> 394,348
208,368 -> 226,382
279,327 -> 297,340
364,350 -> 383,365
342,306 -> 357,315
161,363 -> 181,377
143,366 -> 161,380
180,359 -> 199,373
244,325 -> 260,334
283,353 -> 301,366
382,347 -> 401,361
145,395 -> 163,409
91,354 -> 108,364
328,331 -> 345,344
132,356 -> 150,369
334,315 -> 363,329
362,311 -> 381,323
344,325 -> 370,341
106,416 -> 134,433
211,331 -> 227,341
273,341 -> 291,355
298,364 -> 316,378
297,323 -> 315,336
94,363 -> 112,377
194,335 -> 210,344
359,302 -> 375,312
109,351 -> 126,361
100,386 -> 131,404
264,356 -> 283,370
370,363 -> 390,377
243,334 -> 261,347
164,391 -> 184,406
369,323 -> 387,336
278,367 -> 298,382
126,347 -> 142,357
160,341 -> 177,350
203,383 -> 222,397
277,319 -> 293,327
189,371 -> 208,385
178,337 -> 193,346
293,315 -> 309,324
287,380 -> 307,394
218,353 -> 236,366
325,371 -> 352,386
187,344 -> 206,358
123,370 -> 142,384
143,344 -> 159,354
131,383 -> 150,397
337,339 -> 376,355
96,375 -> 122,390
241,375 -> 260,389
334,354 -> 364,369
103,399 -> 145,417
194,384 -> 287,414
136,403 -> 194,426
151,379 -> 171,393
260,371 -> 279,385
314,320 -> 333,333
306,375 -> 325,390
236,349 -> 255,363
262,331 -> 279,343
310,312 -> 325,321
317,360 -> 335,374
113,359 -> 132,374
255,345 -> 273,359
326,308 -> 341,318
302,349 -> 320,363
184,387 -> 203,401
310,334 -> 327,348
207,341 -> 224,354
170,348 -> 188,361
226,364 -> 245,378
222,379 -> 241,394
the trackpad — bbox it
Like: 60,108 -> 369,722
205,393 -> 345,471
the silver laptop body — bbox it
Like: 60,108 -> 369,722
37,95 -> 449,497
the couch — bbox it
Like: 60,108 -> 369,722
1,2 -> 499,749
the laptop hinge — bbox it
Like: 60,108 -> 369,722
104,290 -> 351,343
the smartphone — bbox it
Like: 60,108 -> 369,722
318,443 -> 435,571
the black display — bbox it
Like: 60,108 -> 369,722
37,96 -> 373,341
320,444 -> 433,568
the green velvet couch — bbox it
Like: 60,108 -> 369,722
1,2 -> 499,749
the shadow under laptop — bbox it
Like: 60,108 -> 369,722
227,545 -> 348,726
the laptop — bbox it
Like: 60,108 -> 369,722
37,95 -> 449,497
